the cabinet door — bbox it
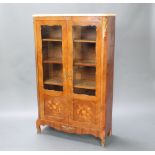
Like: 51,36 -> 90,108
67,19 -> 102,128
35,20 -> 68,122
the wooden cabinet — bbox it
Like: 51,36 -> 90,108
33,14 -> 115,146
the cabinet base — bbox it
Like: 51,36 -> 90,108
36,119 -> 109,146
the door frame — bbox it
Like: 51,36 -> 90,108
34,20 -> 69,123
67,18 -> 103,129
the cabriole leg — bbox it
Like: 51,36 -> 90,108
36,120 -> 41,133
107,129 -> 112,136
100,130 -> 106,147
101,138 -> 105,147
37,126 -> 41,133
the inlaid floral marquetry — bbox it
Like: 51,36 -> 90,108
73,99 -> 96,124
44,96 -> 64,117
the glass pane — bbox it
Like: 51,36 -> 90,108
73,42 -> 96,66
41,25 -> 62,39
72,25 -> 96,96
42,42 -> 62,62
73,26 -> 96,41
41,25 -> 63,91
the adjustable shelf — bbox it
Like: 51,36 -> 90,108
42,38 -> 62,42
74,80 -> 95,90
74,59 -> 96,67
73,39 -> 96,43
43,57 -> 62,64
44,78 -> 62,86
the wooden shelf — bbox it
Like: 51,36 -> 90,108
43,58 -> 62,64
44,78 -> 62,86
74,80 -> 96,90
74,39 -> 96,43
74,59 -> 96,67
42,38 -> 62,42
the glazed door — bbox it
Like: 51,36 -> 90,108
67,18 -> 102,129
36,20 -> 68,123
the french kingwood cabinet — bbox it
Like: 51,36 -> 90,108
33,14 -> 115,146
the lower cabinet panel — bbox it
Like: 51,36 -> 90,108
44,95 -> 67,122
37,96 -> 102,140
42,96 -> 100,130
68,99 -> 99,129
73,99 -> 96,124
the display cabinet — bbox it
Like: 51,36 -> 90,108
33,14 -> 115,146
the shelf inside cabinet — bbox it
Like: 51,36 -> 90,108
74,59 -> 96,66
73,39 -> 96,43
43,57 -> 62,64
74,80 -> 95,90
42,38 -> 62,42
44,78 -> 62,86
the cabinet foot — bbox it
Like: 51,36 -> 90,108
101,143 -> 105,147
37,126 -> 41,133
100,138 -> 105,147
36,119 -> 41,134
107,129 -> 112,136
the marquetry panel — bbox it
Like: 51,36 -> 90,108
44,95 -> 64,118
73,99 -> 96,124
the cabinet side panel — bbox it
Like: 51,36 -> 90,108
33,19 -> 42,120
34,19 -> 49,121
105,16 -> 115,135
